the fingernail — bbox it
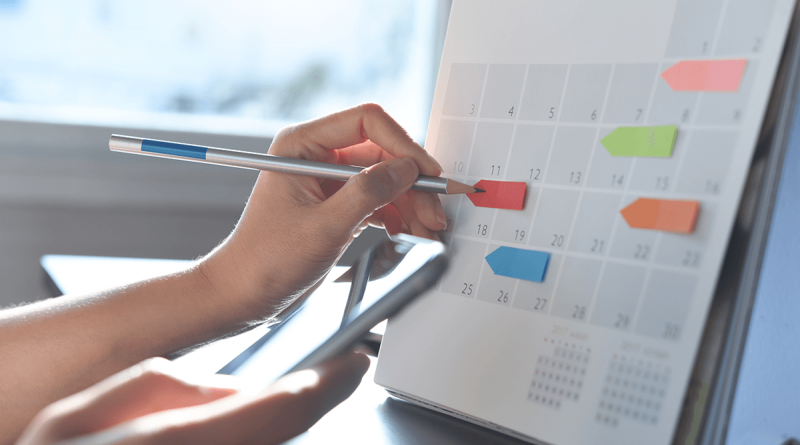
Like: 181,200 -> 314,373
387,158 -> 419,188
198,386 -> 236,397
434,200 -> 447,228
428,153 -> 444,174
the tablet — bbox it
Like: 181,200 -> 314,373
217,234 -> 447,388
374,1 -> 800,444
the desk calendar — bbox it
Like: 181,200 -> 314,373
375,0 -> 795,444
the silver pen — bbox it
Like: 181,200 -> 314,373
109,135 -> 482,195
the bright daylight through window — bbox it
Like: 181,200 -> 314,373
0,0 -> 438,139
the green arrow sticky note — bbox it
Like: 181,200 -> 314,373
601,125 -> 677,157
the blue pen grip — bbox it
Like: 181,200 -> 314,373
141,139 -> 208,160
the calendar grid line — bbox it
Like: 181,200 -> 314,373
595,64 -> 616,126
501,63 -> 533,308
627,130 -> 699,337
628,49 -> 710,336
543,131 -> 596,318
564,62 -> 616,325
583,193 -> 630,327
474,236 -> 494,302
628,266 -> 655,339
463,65 -> 491,179
582,194 -> 626,324
436,64 -> 490,297
554,64 -> 571,126
464,64 -> 494,301
586,64 -> 665,330
481,205 -> 500,304
524,63 -> 574,315
668,111 -> 704,201
710,0 -> 733,56
448,232 -> 701,276
441,116 -> 747,132
453,178 -> 723,202
640,62 -> 664,130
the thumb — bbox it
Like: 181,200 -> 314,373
322,157 -> 418,232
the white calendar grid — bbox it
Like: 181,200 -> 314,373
376,0 -> 789,443
433,44 -> 760,342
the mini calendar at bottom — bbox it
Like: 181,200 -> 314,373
375,1 -> 795,444
527,340 -> 591,410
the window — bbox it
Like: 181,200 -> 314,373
0,0 -> 439,139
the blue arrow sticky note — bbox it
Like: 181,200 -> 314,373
485,246 -> 550,283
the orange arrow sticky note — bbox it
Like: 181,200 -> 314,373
467,180 -> 526,210
620,198 -> 700,234
661,59 -> 747,92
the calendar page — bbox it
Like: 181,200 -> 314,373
375,1 -> 795,444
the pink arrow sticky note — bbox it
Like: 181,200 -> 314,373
467,180 -> 526,210
661,59 -> 747,92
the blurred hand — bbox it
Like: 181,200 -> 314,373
201,103 -> 446,320
18,353 -> 370,445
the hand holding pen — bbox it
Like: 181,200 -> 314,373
164,104 -> 454,313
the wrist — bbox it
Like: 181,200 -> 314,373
193,238 -> 283,328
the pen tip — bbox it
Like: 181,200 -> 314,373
473,188 -> 485,193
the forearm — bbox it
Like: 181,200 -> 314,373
0,262 -> 257,443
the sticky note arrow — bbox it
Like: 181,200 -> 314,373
468,180 -> 527,210
601,126 -> 677,157
661,59 -> 747,92
620,198 -> 700,234
485,246 -> 550,282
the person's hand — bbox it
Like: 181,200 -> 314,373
200,104 -> 447,322
17,353 -> 370,445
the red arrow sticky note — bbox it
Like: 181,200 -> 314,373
467,180 -> 526,210
661,59 -> 747,92
620,198 -> 700,234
